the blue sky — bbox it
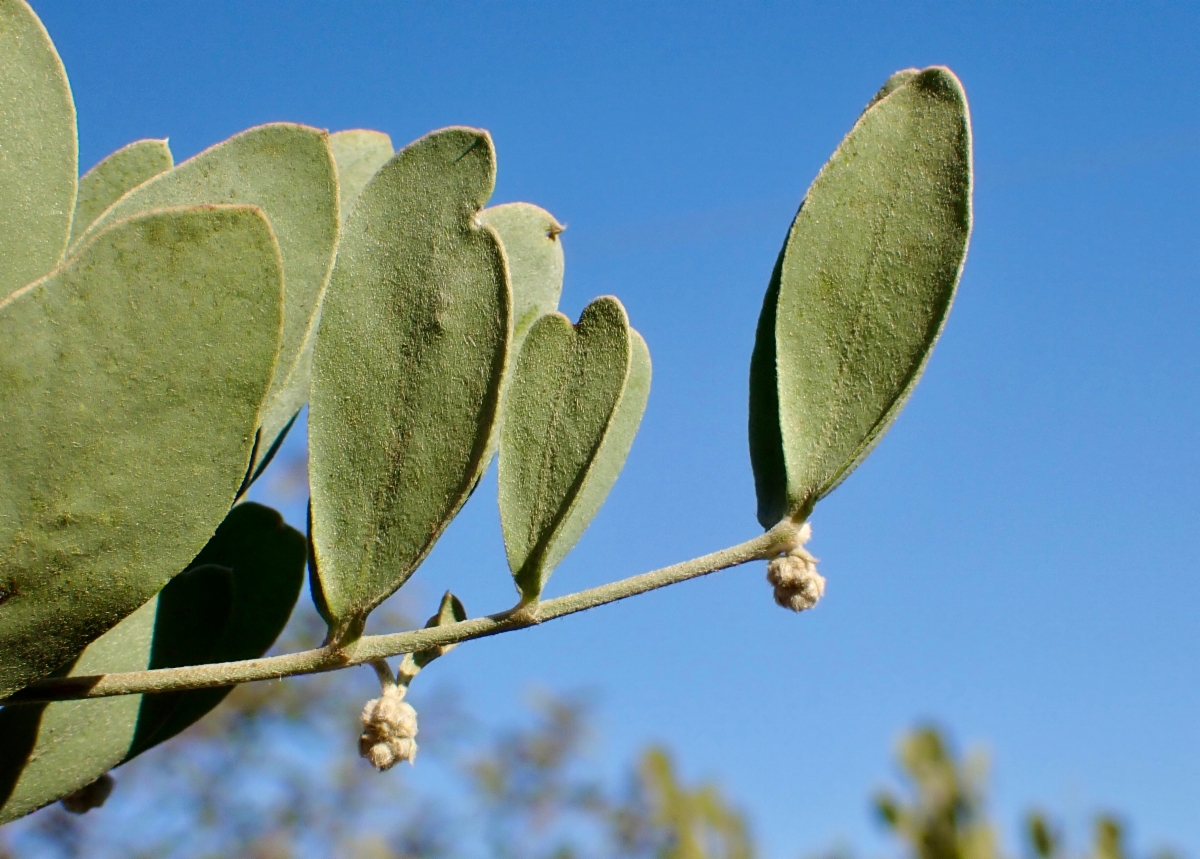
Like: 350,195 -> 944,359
33,1 -> 1200,855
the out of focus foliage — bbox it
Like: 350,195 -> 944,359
0,588 -> 751,859
871,726 -> 1179,859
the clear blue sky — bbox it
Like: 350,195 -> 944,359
34,1 -> 1199,855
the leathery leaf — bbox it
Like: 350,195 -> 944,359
0,564 -> 233,824
0,0 -> 77,298
749,66 -> 972,527
77,123 -> 339,482
0,206 -> 284,697
500,297 -> 651,601
309,127 -> 509,639
70,139 -> 173,245
329,129 -> 393,223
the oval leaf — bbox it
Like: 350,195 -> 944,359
0,564 -> 233,824
0,206 -> 284,697
499,297 -> 650,601
749,66 -> 972,527
309,127 -> 510,639
70,139 -> 173,245
0,0 -> 77,298
77,123 -> 340,481
330,129 -> 393,224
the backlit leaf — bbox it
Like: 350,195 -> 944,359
330,129 -> 393,224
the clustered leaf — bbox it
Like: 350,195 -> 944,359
749,66 -> 973,527
0,207 -> 284,699
76,122 -> 341,483
0,0 -> 972,825
69,138 -> 173,245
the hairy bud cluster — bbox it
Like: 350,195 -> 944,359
766,522 -> 825,612
359,685 -> 418,771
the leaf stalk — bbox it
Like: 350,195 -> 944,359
3,521 -> 799,705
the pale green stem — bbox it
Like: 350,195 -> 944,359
396,653 -> 420,688
369,658 -> 397,692
3,522 -> 799,705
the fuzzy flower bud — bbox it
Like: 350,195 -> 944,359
766,522 -> 825,612
359,684 -> 418,771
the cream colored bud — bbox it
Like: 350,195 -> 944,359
359,685 -> 418,770
766,523 -> 824,612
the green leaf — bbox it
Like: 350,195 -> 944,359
749,66 -> 972,527
479,203 -> 565,352
412,590 -> 467,670
309,127 -> 510,639
0,564 -> 233,824
0,205 -> 284,697
0,500 -> 304,823
475,202 -> 566,474
499,297 -> 650,601
77,123 -> 340,481
0,0 -> 77,298
329,129 -> 393,223
124,501 -> 305,756
70,139 -> 173,246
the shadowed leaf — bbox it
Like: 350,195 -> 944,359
0,565 -> 232,824
125,501 -> 306,756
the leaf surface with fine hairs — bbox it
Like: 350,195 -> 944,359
70,139 -> 173,245
0,0 -> 77,298
330,129 -> 393,224
309,127 -> 510,639
78,123 -> 339,482
0,205 -> 283,697
500,297 -> 650,600
749,66 -> 972,527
